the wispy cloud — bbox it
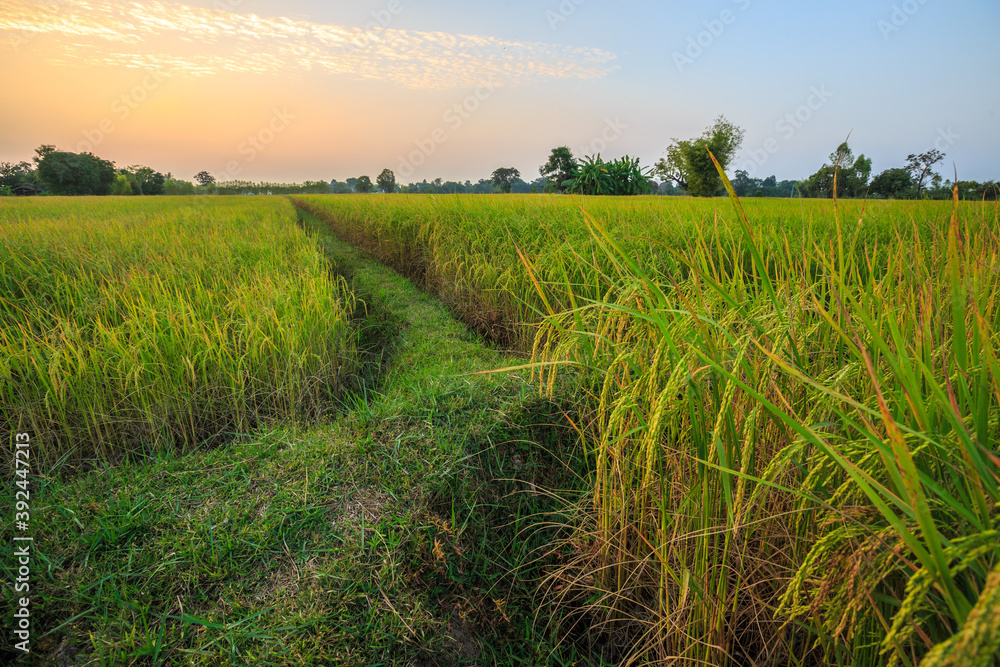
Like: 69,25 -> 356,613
0,0 -> 618,88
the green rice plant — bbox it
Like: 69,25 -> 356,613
297,191 -> 999,664
529,189 -> 999,662
0,196 -> 355,471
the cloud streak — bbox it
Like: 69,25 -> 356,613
0,0 -> 617,89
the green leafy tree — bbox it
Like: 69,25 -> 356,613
654,116 -> 745,197
376,168 -> 396,193
540,146 -> 577,193
849,155 -> 872,197
869,168 -> 913,199
110,174 -> 134,195
828,143 -> 871,197
951,180 -> 998,201
124,165 -> 165,195
330,179 -> 352,194
469,179 -> 495,194
33,145 -> 56,164
194,171 -> 216,187
163,178 -> 196,195
905,149 -> 945,198
36,149 -> 116,195
490,167 -> 520,194
731,169 -> 759,197
800,143 -> 872,198
355,175 -> 373,193
0,161 -> 35,189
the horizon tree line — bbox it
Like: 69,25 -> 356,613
3,125 -> 997,200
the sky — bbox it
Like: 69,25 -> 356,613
1,0 -> 998,185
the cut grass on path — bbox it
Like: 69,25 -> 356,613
2,205 -> 589,666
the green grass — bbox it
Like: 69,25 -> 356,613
0,196 -> 355,471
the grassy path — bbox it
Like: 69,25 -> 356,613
4,204 -> 585,666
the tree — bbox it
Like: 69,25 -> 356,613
124,165 -> 165,195
731,169 -> 759,197
827,143 -> 871,197
951,180 -> 999,201
800,142 -> 872,198
355,175 -> 373,193
905,149 -> 945,198
33,145 -> 56,164
868,168 -> 913,199
110,174 -> 134,196
848,155 -> 872,197
654,116 -> 745,197
563,155 -> 652,196
194,171 -> 216,187
539,146 -> 577,193
164,178 -> 196,195
470,179 -> 496,194
490,167 -> 520,194
377,168 -> 396,193
36,149 -> 116,195
509,178 -> 533,193
0,161 -> 34,189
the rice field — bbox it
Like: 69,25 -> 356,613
0,196 -> 355,470
297,193 -> 1000,666
3,191 -> 998,664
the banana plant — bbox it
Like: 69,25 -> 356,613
563,154 -> 653,196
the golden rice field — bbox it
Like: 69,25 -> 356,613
296,193 -> 1000,666
0,196 -> 355,469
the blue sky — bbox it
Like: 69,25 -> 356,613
1,0 -> 997,184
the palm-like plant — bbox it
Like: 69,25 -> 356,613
563,155 -> 653,196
